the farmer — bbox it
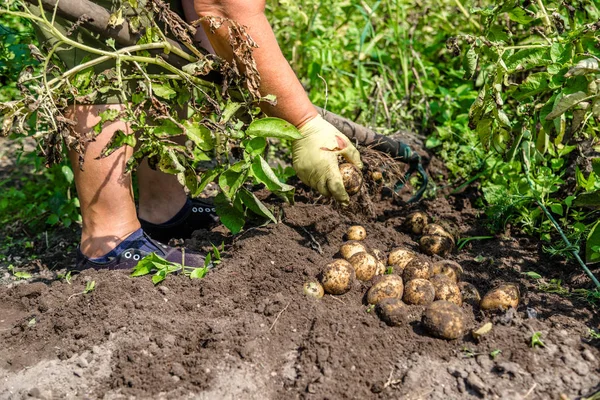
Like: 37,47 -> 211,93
29,0 -> 363,270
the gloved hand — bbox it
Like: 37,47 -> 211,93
292,115 -> 363,206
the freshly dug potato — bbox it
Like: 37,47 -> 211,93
480,284 -> 520,311
419,235 -> 454,257
367,275 -> 404,305
347,225 -> 367,241
438,220 -> 461,241
375,298 -> 407,326
402,258 -> 432,282
431,260 -> 463,282
430,274 -> 462,306
459,282 -> 481,306
348,252 -> 378,281
339,163 -> 363,195
422,301 -> 465,340
402,278 -> 435,305
422,224 -> 455,244
303,281 -> 324,299
375,260 -> 386,276
321,260 -> 355,295
388,248 -> 417,271
402,211 -> 429,235
340,241 -> 367,260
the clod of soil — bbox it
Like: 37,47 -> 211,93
402,278 -> 435,306
387,248 -> 417,271
480,284 -> 520,311
348,252 -> 378,281
430,274 -> 462,306
321,259 -> 355,295
402,258 -> 432,282
339,163 -> 363,195
419,235 -> 454,257
347,225 -> 366,241
402,211 -> 429,234
431,260 -> 463,282
459,282 -> 481,306
367,274 -> 404,305
422,301 -> 466,340
340,241 -> 367,260
303,281 -> 324,299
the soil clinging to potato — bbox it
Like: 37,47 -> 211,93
1,190 -> 600,399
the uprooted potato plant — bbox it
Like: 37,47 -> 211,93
0,0 -> 300,234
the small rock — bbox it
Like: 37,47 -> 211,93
171,375 -> 180,383
466,372 -> 487,397
72,368 -> 83,377
170,362 -> 187,378
582,348 -> 596,363
76,356 -> 89,369
526,307 -> 538,319
307,383 -> 317,394
27,388 -> 43,399
159,286 -> 169,295
283,265 -> 294,273
371,382 -> 384,393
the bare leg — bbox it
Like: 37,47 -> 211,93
69,104 -> 140,258
136,1 -> 214,225
137,160 -> 187,224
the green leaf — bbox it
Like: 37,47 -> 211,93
72,68 -> 94,91
154,119 -> 183,137
246,117 -> 302,140
513,72 -> 550,101
475,118 -> 493,149
250,156 -> 295,203
244,137 -> 267,157
522,271 -> 542,280
463,46 -> 478,79
193,168 -> 221,197
239,187 -> 277,223
565,58 -> 600,77
505,48 -> 550,73
14,271 -> 32,280
214,192 -> 245,234
61,165 -> 74,184
545,91 -> 587,120
190,266 -> 209,279
152,84 -> 177,100
507,7 -> 534,24
218,163 -> 248,199
550,203 -> 563,216
101,130 -> 136,157
184,121 -> 215,151
46,214 -> 59,225
587,220 -> 600,263
93,109 -> 120,134
573,191 -> 600,209
592,159 -> 600,177
152,273 -> 166,285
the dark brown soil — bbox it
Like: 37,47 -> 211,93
1,189 -> 600,399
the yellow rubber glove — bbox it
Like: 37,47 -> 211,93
293,115 -> 363,206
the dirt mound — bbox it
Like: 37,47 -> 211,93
1,194 -> 599,399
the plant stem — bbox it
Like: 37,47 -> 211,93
536,0 -> 552,30
453,0 -> 481,31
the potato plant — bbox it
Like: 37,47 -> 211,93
0,0 -> 302,234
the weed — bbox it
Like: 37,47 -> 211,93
489,349 -> 502,359
531,332 -> 545,348
385,266 -> 394,275
366,304 -> 375,313
7,264 -> 31,280
522,271 -> 542,280
131,252 -> 212,285
84,280 -> 96,294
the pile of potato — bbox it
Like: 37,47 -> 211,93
303,211 -> 521,340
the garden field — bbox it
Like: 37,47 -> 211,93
1,0 -> 600,399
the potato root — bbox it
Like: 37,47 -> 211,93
431,260 -> 463,282
419,235 -> 454,257
340,241 -> 367,260
402,211 -> 429,235
430,274 -> 462,306
388,248 -> 417,272
303,281 -> 324,299
402,258 -> 432,282
459,282 -> 481,306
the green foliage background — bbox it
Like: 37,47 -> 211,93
3,0 -> 600,274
